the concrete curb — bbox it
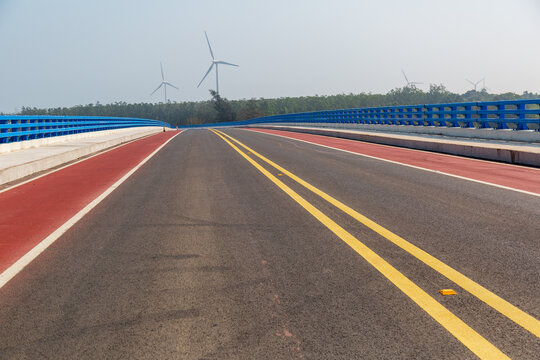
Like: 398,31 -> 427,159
269,122 -> 540,142
0,127 -> 163,186
253,126 -> 540,167
0,127 -> 164,154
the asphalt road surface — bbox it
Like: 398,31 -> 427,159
0,129 -> 538,359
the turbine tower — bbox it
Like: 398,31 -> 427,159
151,62 -> 179,103
481,77 -> 489,92
401,68 -> 422,87
197,31 -> 239,94
466,78 -> 483,91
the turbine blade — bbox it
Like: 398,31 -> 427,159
401,68 -> 409,83
160,62 -> 164,81
151,83 -> 163,95
166,82 -> 179,90
197,63 -> 214,88
216,61 -> 239,67
466,79 -> 475,85
204,31 -> 215,60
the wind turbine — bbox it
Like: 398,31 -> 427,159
466,78 -> 483,91
480,77 -> 489,92
151,62 -> 179,103
197,31 -> 239,94
401,68 -> 422,87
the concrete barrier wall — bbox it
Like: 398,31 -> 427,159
0,126 -> 162,154
270,122 -> 540,143
254,125 -> 540,167
0,127 -> 162,186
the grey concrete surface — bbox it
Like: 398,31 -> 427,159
0,129 -> 538,359
263,122 -> 540,142
0,127 -> 164,186
253,125 -> 540,167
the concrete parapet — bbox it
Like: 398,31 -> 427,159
271,122 -> 540,142
0,127 -> 162,186
254,125 -> 540,167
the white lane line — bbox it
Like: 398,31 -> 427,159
0,132 -> 182,290
249,127 -> 540,171
242,129 -> 540,198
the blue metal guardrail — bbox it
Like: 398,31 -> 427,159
180,99 -> 540,131
0,116 -> 170,143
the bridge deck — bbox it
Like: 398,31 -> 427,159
0,129 -> 538,358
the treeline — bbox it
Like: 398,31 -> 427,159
17,85 -> 540,127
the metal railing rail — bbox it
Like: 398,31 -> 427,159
0,116 -> 170,143
180,99 -> 540,131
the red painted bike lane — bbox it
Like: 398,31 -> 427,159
0,131 -> 178,275
248,128 -> 540,195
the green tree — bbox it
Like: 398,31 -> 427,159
17,88 -> 539,125
237,99 -> 262,121
209,90 -> 236,122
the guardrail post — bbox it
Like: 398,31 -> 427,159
450,105 -> 458,127
497,103 -> 509,129
437,106 -> 447,127
517,103 -> 529,130
479,103 -> 490,129
464,105 -> 474,128
425,105 -> 434,126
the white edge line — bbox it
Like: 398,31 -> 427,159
241,128 -> 540,198
0,131 -> 182,289
0,129 -> 180,195
250,126 -> 540,171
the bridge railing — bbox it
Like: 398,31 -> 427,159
181,99 -> 540,131
0,116 -> 170,143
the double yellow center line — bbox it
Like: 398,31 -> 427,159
211,129 -> 539,359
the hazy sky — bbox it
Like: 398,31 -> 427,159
1,0 -> 539,113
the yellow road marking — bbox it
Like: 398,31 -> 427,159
211,129 -> 509,359
216,129 -> 540,339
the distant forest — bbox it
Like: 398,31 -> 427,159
15,85 -> 540,127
